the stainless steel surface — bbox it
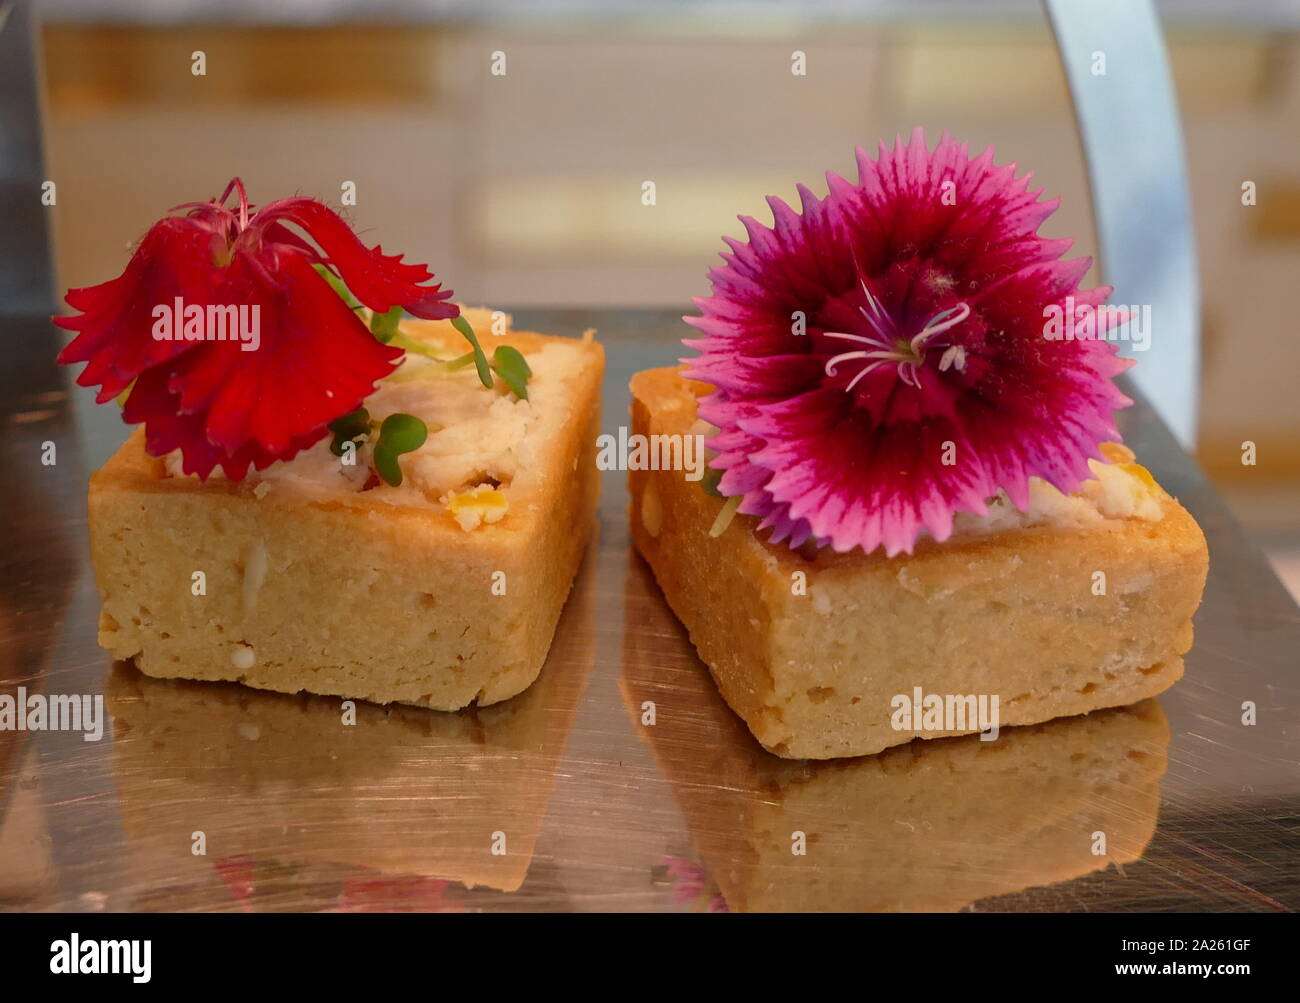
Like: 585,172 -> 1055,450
0,1 -> 54,315
1,308 -> 1297,913
1047,0 -> 1201,448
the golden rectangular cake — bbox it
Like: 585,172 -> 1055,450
89,311 -> 603,709
630,366 -> 1209,759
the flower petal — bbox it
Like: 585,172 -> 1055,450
55,217 -> 225,402
160,247 -> 402,457
251,198 -> 457,319
682,129 -> 1134,556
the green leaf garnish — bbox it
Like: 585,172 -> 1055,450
372,412 -> 428,486
490,344 -> 532,400
370,305 -> 403,343
450,315 -> 493,389
701,466 -> 724,497
328,408 -> 371,457
378,413 -> 426,452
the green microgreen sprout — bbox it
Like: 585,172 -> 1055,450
450,315 -> 493,389
701,466 -> 724,498
313,266 -> 529,397
372,412 -> 428,487
369,305 -> 403,344
328,407 -> 371,457
386,330 -> 444,360
313,263 -> 360,310
489,344 -> 532,400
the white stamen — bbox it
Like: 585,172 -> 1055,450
909,302 -> 971,354
845,359 -> 888,391
827,345 -> 907,374
821,280 -> 972,393
824,349 -> 871,376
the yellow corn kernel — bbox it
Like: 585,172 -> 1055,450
444,486 -> 508,531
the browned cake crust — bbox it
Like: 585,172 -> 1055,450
89,319 -> 603,709
629,366 -> 1209,759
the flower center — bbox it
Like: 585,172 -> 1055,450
822,278 -> 970,391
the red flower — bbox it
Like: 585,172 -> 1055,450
56,179 -> 458,479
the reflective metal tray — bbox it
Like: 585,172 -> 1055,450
1,309 -> 1296,912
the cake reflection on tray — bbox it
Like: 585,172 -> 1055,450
102,545 -> 596,910
621,553 -> 1169,913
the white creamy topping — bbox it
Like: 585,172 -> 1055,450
949,457 -> 1163,537
685,415 -> 1163,539
163,335 -> 585,526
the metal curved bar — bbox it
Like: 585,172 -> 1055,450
1045,0 -> 1201,448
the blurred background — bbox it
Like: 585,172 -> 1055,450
21,0 -> 1300,594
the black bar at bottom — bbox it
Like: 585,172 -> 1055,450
0,910 -> 1288,989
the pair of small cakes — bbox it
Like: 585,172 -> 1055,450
59,132 -> 1208,761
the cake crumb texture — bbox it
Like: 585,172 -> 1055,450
629,366 -> 1209,759
90,323 -> 603,709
